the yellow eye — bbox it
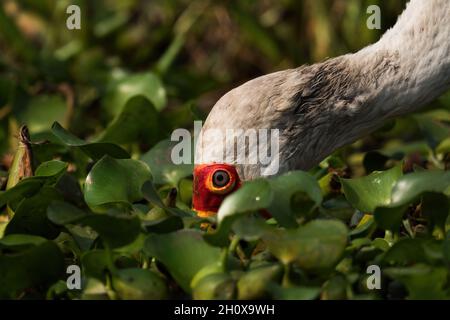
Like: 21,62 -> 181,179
207,169 -> 235,194
212,170 -> 230,188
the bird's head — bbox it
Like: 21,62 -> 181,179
192,163 -> 241,217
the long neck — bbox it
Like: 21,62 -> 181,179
283,0 -> 450,172
353,0 -> 450,118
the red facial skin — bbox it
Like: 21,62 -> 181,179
192,164 -> 241,217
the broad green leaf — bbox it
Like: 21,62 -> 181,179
144,230 -> 221,293
112,268 -> 169,300
51,122 -> 130,160
385,265 -> 449,299
0,234 -> 46,250
413,113 -> 450,150
0,159 -> 67,212
204,179 -> 273,247
84,156 -> 152,211
0,239 -> 64,299
81,250 -> 113,281
102,72 -> 167,117
263,220 -> 348,270
35,160 -> 68,177
237,263 -> 283,300
140,139 -> 193,186
192,273 -> 235,300
268,171 -> 322,227
374,170 -> 450,230
341,165 -> 403,212
5,187 -> 62,239
96,96 -> 162,145
48,201 -> 141,248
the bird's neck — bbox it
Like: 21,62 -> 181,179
288,0 -> 450,171
352,0 -> 450,119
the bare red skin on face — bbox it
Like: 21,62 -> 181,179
192,163 -> 241,214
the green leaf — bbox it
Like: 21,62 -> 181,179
268,171 -> 322,227
48,201 -> 141,248
263,219 -> 348,270
0,239 -> 64,298
144,230 -> 221,293
140,139 -> 193,186
341,165 -> 403,212
413,113 -> 450,150
112,268 -> 169,300
204,179 -> 273,247
192,272 -> 236,300
385,264 -> 449,299
237,263 -> 283,299
51,122 -> 130,160
84,156 -> 152,211
34,160 -> 68,177
0,159 -> 68,214
374,170 -> 450,230
5,187 -> 62,239
96,96 -> 162,145
0,234 -> 46,250
102,72 -> 167,117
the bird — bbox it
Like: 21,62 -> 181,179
192,0 -> 450,218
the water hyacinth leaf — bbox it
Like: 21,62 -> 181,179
144,230 -> 221,293
413,113 -> 450,150
374,170 -> 450,230
267,171 -> 322,227
237,263 -> 283,300
384,265 -> 449,299
102,72 -> 167,117
142,215 -> 184,234
341,165 -> 403,213
0,178 -> 44,209
204,179 -> 273,247
263,220 -> 348,270
382,239 -> 427,266
0,159 -> 67,212
96,96 -> 162,145
51,122 -> 129,160
81,250 -> 112,281
0,239 -> 64,299
192,272 -> 236,300
112,268 -> 169,300
84,156 -> 152,211
48,203 -> 141,248
0,234 -> 47,250
141,180 -> 165,208
34,160 -> 68,178
140,139 -> 193,186
232,215 -> 273,242
389,171 -> 450,206
5,187 -> 62,239
47,200 -> 88,225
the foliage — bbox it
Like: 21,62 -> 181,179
0,0 -> 449,300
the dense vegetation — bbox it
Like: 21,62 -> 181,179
0,0 -> 449,300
